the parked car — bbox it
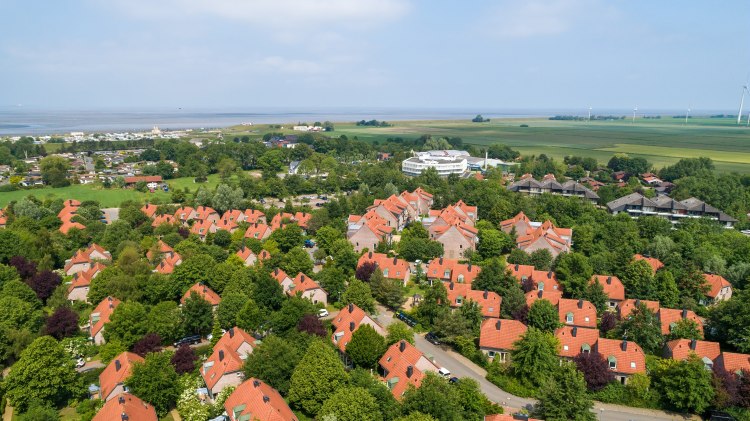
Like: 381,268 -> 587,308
438,367 -> 451,378
397,311 -> 418,327
76,358 -> 86,368
318,308 -> 330,318
174,335 -> 201,347
304,239 -> 316,248
425,332 -> 441,345
448,376 -> 459,384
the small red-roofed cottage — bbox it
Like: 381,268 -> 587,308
141,203 -> 158,218
634,254 -> 664,273
529,269 -> 561,292
92,393 -> 157,421
618,299 -> 660,319
379,340 -> 440,399
202,327 -> 257,397
595,338 -> 646,384
444,282 -> 501,318
60,219 -> 86,235
287,273 -> 327,305
347,211 -> 394,253
245,223 -> 273,241
64,244 -> 112,275
332,303 -> 386,353
702,273 -> 732,304
479,318 -> 528,362
67,262 -> 106,302
293,212 -> 311,230
99,352 -> 144,401
591,275 -> 625,309
271,268 -> 292,287
190,219 -> 217,240
182,283 -> 222,308
146,240 -> 175,262
90,296 -> 121,345
357,252 -> 411,286
555,326 -> 600,359
194,206 -> 220,224
664,339 -> 721,369
270,212 -> 294,231
151,213 -> 176,228
429,222 -> 478,259
507,263 -> 534,283
173,206 -> 197,224
257,249 -> 272,262
222,209 -> 245,224
243,209 -> 267,224
215,217 -> 239,233
236,246 -> 257,266
525,289 -> 563,307
426,257 -> 481,285
558,298 -> 597,329
714,352 -> 750,376
224,378 -> 297,421
154,252 -> 182,274
658,308 -> 703,336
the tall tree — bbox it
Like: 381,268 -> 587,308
346,324 -> 387,369
416,281 -> 449,326
536,362 -> 595,421
609,302 -> 663,355
104,301 -> 149,348
44,307 -> 79,340
243,335 -> 301,394
573,352 -> 615,391
318,386 -> 382,421
510,328 -> 560,387
288,339 -> 348,414
371,269 -> 406,310
181,293 -> 214,336
171,344 -> 198,375
527,300 -> 560,333
342,278 -> 376,313
401,372 -> 464,421
653,355 -> 715,413
125,352 -> 181,417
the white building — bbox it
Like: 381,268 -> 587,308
402,150 -> 469,177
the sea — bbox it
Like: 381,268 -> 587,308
0,106 -> 717,136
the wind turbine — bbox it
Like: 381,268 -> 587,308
738,82 -> 749,125
685,105 -> 690,124
632,106 -> 638,123
588,107 -> 592,121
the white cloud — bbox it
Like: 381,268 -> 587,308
484,0 -> 616,39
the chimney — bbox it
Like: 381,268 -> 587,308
578,299 -> 583,309
301,275 -> 306,282
606,276 -> 612,285
621,340 -> 628,351
537,290 -> 543,298
263,395 -> 270,403
274,268 -> 279,275
449,282 -> 454,290
547,271 -> 552,279
115,360 -> 121,371
349,322 -> 355,332
406,366 -> 414,378
399,341 -> 406,352
514,264 -> 519,270
368,251 -> 373,258
348,303 -> 354,313
682,309 -> 688,319
393,257 -> 398,265
468,263 -> 472,271
690,339 -> 697,350
118,395 -> 125,404
229,328 -> 234,338
496,320 -> 502,330
219,350 -> 225,361
121,413 -> 129,421
439,257 -> 443,264
253,379 -> 260,387
483,290 -> 488,299
635,299 -> 641,306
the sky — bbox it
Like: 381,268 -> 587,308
1,0 -> 749,111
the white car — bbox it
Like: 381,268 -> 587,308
76,358 -> 86,368
438,367 -> 451,378
318,309 -> 330,318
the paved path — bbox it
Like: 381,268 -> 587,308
2,405 -> 12,421
376,307 -> 698,421
76,359 -> 105,373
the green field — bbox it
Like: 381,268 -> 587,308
326,117 -> 750,173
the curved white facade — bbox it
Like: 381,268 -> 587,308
402,155 -> 468,176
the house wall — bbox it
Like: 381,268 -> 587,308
522,240 -> 565,258
242,255 -> 257,267
104,384 -> 126,402
67,286 -> 89,302
210,371 -> 245,397
94,329 -> 106,345
302,289 -> 328,306
361,317 -> 386,336
715,286 -> 733,302
372,207 -> 400,229
434,228 -> 474,259
66,262 -> 91,276
415,356 -> 439,373
480,347 -> 510,362
349,228 -> 382,253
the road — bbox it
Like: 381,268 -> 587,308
375,307 -> 698,421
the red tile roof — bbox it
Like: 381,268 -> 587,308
665,339 -> 721,362
444,282 -> 501,318
151,214 -> 176,227
190,219 -> 216,237
60,219 -> 86,234
595,337 -> 646,375
288,272 -> 324,296
427,258 -> 480,284
525,289 -> 563,307
181,283 -> 221,306
357,252 -> 410,280
479,318 -> 527,351
90,296 -> 121,338
634,254 -> 664,273
379,340 -> 439,399
140,203 -> 158,218
173,206 -> 196,223
703,274 -> 732,299
215,218 -> 239,232
245,223 -> 272,240
591,275 -> 625,301
236,246 -> 257,262
555,326 -> 600,358
618,299 -> 660,319
659,308 -> 703,335
243,209 -> 266,224
715,352 -> 750,374
194,206 -> 218,221
154,252 -> 182,274
93,393 -> 157,421
99,352 -> 144,400
124,176 -> 162,184
331,303 -> 384,352
224,378 -> 297,421
202,327 -> 257,391
558,298 -> 597,329
68,262 -> 106,292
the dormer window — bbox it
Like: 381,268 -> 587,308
566,312 -> 574,324
457,275 -> 464,283
608,356 -> 617,370
456,296 -> 463,305
538,282 -> 545,291
581,344 -> 591,354
443,270 -> 450,278
630,362 -> 636,369
383,268 -> 389,277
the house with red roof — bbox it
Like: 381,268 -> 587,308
399,187 -> 434,216
243,209 -> 267,224
224,378 -> 297,421
525,289 -> 563,307
618,299 -> 660,319
236,246 -> 257,266
379,340 -> 440,399
59,219 -> 86,235
182,283 -> 222,308
507,264 -> 562,292
429,220 -> 478,259
215,217 -> 239,233
664,339 -> 721,370
93,393 -> 157,421
426,257 -> 481,285
151,213 -> 176,228
257,249 -> 272,262
500,212 -> 535,236
595,338 -> 646,384
331,303 -> 386,353
67,262 -> 106,302
244,223 -> 273,241
222,209 -> 245,224
99,352 -> 144,401
444,282 -> 501,318
90,296 -> 121,345
479,318 -> 528,362
658,308 -> 703,336
154,252 -> 182,274
347,210 -> 394,253
590,275 -> 625,309
140,203 -> 158,218
702,273 -> 732,304
146,240 -> 174,262
501,213 -> 572,257
555,326 -> 600,359
202,327 -> 257,397
194,206 -> 220,224
190,219 -> 217,240
64,244 -> 112,275
357,252 -> 411,285
633,254 -> 664,273
714,352 -> 750,375
293,212 -> 311,230
558,298 -> 597,329
367,195 -> 415,231
173,206 -> 197,224
286,273 -> 327,305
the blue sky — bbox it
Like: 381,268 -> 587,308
1,0 -> 748,111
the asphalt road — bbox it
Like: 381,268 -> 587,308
376,307 -> 697,421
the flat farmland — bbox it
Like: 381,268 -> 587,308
331,117 -> 750,173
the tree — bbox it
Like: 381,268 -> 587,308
401,372 -> 464,421
573,352 -> 615,391
104,301 -> 149,348
653,354 -> 715,413
171,254 -> 216,290
4,336 -> 81,412
146,301 -> 182,344
679,268 -> 711,303
270,223 -> 304,253
132,333 -> 163,357
297,314 -> 326,337
280,246 -> 313,275
243,335 -> 302,394
510,328 -> 560,387
527,300 -> 560,333
554,253 -> 593,298
346,324 -> 387,369
609,302 -> 662,355
236,298 -> 265,332
487,144 -> 520,161
477,229 -> 512,260
707,289 -> 750,352
394,413 -> 437,421
536,361 -> 595,421
356,261 -> 378,282
654,270 -> 680,308
342,278 -> 376,313
666,318 -> 703,341
44,307 -> 79,340
216,292 -> 248,330
211,184 -> 244,213
252,271 -> 285,311
171,344 -> 198,375
288,339 -> 348,414
348,368 -> 401,420
125,352 -> 181,417
213,229 -> 232,247
416,281 -> 449,326
371,269 -> 406,310
270,296 -> 316,334
181,293 -> 214,336
27,270 -> 61,302
318,386 -> 382,421
584,281 -> 608,314
39,155 -> 70,187
620,260 -> 654,299
530,249 -> 553,271
386,321 -> 414,345
315,267 -> 347,303
329,239 -> 359,274
315,226 -> 342,255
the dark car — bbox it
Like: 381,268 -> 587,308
425,332 -> 441,345
304,239 -> 316,248
448,377 -> 459,384
173,335 -> 201,347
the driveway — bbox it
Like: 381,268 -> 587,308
101,207 -> 119,224
376,307 -> 697,421
76,360 -> 105,373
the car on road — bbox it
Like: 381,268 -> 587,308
304,239 -> 316,248
448,376 -> 459,384
425,332 -> 441,345
397,311 -> 418,327
438,367 -> 451,378
174,335 -> 201,347
318,308 -> 330,318
76,358 -> 86,368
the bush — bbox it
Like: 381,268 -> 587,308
486,360 -> 537,398
453,336 -> 487,368
590,380 -> 661,409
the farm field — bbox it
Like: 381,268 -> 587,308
328,117 -> 750,173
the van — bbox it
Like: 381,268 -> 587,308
438,367 -> 451,378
